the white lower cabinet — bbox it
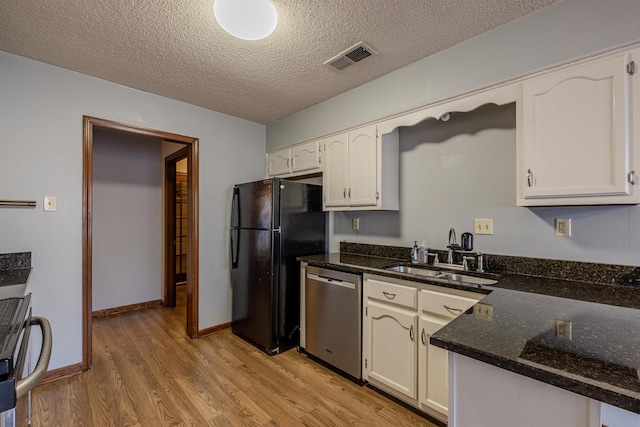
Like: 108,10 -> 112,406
418,289 -> 479,420
419,315 -> 448,415
363,274 -> 482,422
366,303 -> 417,399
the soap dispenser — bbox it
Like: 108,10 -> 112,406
411,241 -> 419,264
418,241 -> 428,263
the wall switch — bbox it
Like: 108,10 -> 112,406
555,319 -> 572,340
474,218 -> 493,235
43,196 -> 56,212
474,303 -> 493,320
554,218 -> 571,237
352,218 -> 360,230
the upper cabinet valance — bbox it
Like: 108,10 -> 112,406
377,83 -> 518,135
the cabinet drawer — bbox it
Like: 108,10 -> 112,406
420,290 -> 479,320
367,279 -> 417,309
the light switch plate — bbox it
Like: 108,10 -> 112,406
43,196 -> 56,212
474,218 -> 493,235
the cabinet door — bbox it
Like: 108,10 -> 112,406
366,303 -> 417,400
323,133 -> 349,208
267,148 -> 291,177
348,124 -> 379,207
419,315 -> 449,418
521,52 -> 631,200
291,140 -> 320,174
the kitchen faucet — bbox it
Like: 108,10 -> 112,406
447,227 -> 459,264
428,227 -> 484,272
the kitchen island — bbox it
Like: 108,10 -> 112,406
300,243 -> 640,426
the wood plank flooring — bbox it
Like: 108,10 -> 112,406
32,288 -> 438,426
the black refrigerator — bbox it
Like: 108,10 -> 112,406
230,178 -> 326,354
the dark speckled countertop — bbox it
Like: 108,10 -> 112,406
431,290 -> 640,415
299,243 -> 640,415
0,252 -> 31,287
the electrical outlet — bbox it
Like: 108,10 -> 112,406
474,218 -> 493,235
555,319 -> 572,340
352,218 -> 360,230
474,303 -> 493,320
43,196 -> 56,212
554,218 -> 571,237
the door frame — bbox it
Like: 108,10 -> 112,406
164,146 -> 189,308
82,116 -> 200,370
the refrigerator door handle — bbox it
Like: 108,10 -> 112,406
231,186 -> 240,228
231,229 -> 239,269
231,186 -> 240,269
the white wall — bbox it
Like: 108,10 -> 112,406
330,104 -> 640,266
92,129 -> 163,311
267,0 -> 640,149
0,51 -> 266,369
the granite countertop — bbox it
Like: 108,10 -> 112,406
299,249 -> 640,414
431,289 -> 640,415
0,252 -> 32,291
0,268 -> 31,287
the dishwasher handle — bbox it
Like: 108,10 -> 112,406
306,273 -> 356,290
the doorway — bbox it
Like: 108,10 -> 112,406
82,116 -> 200,370
164,146 -> 189,308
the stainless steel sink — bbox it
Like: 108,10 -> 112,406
384,264 -> 498,286
439,273 -> 497,286
385,265 -> 443,277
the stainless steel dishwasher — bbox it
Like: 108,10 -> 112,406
304,266 -> 362,380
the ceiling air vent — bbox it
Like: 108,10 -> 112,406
324,42 -> 377,71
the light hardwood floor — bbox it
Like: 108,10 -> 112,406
32,288 -> 438,426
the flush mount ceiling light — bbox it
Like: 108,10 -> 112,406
213,0 -> 278,41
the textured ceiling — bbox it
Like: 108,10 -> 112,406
0,0 -> 560,124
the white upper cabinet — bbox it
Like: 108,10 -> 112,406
518,48 -> 640,205
266,139 -> 322,178
323,133 -> 349,207
290,140 -> 321,174
348,125 -> 378,207
266,147 -> 291,177
322,124 -> 399,211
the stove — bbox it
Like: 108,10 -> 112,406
0,294 -> 51,427
0,296 -> 31,413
